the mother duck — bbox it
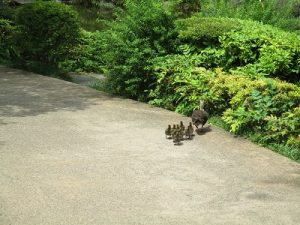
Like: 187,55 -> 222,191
191,100 -> 209,129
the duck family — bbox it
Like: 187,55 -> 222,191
165,100 -> 209,145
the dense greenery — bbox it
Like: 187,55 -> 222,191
71,5 -> 109,31
200,0 -> 300,32
170,0 -> 201,18
62,30 -> 105,73
100,0 -> 178,100
0,18 -> 15,63
178,16 -> 300,82
0,0 -> 15,20
14,1 -> 81,74
74,0 -> 124,8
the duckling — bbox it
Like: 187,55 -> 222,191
176,124 -> 184,140
165,125 -> 172,139
191,100 -> 209,129
179,130 -> 184,141
171,124 -> 177,138
184,122 -> 194,139
187,122 -> 194,135
173,131 -> 181,145
179,121 -> 185,132
185,128 -> 192,140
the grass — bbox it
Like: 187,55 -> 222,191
87,79 -> 108,92
208,115 -> 230,131
208,115 -> 300,162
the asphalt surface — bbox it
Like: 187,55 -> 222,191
0,66 -> 300,225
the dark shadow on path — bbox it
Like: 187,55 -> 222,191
196,126 -> 212,135
0,66 -> 110,118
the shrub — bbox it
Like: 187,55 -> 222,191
61,30 -> 105,73
200,0 -> 300,32
213,72 -> 300,159
177,16 -> 241,47
102,0 -> 177,100
14,2 -> 80,74
0,18 -> 15,62
149,54 -> 216,114
177,16 -> 300,82
221,20 -> 300,81
0,0 -> 15,20
210,73 -> 300,129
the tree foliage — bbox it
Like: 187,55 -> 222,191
0,18 -> 15,62
101,0 -> 177,100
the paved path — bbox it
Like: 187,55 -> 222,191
0,66 -> 299,225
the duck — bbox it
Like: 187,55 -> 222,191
171,124 -> 177,138
187,122 -> 194,134
165,125 -> 172,139
185,122 -> 194,139
191,100 -> 209,129
173,131 -> 182,145
176,124 -> 184,140
179,121 -> 185,132
185,128 -> 192,140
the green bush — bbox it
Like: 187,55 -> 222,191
0,18 -> 15,62
61,30 -> 105,73
149,54 -> 216,114
213,72 -> 300,159
0,0 -> 15,20
102,0 -> 177,100
177,17 -> 300,82
200,0 -> 300,32
177,16 -> 242,47
221,20 -> 300,81
14,1 -> 80,74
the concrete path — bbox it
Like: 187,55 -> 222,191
0,66 -> 299,225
